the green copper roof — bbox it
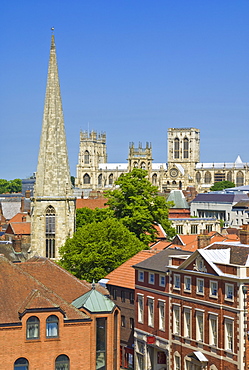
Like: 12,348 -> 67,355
72,286 -> 115,313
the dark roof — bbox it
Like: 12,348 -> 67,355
134,249 -> 192,272
191,193 -> 246,204
232,199 -> 249,208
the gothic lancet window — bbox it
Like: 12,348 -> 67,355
46,206 -> 55,258
152,174 -> 157,185
227,171 -> 233,183
174,138 -> 180,159
84,150 -> 90,164
196,172 -> 201,183
141,162 -> 146,169
83,173 -> 90,184
183,137 -> 189,159
204,171 -> 211,184
98,174 -> 102,187
109,174 -> 113,185
236,171 -> 244,187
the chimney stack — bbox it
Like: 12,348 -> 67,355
239,224 -> 249,245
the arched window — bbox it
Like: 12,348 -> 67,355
141,162 -> 146,169
14,358 -> 29,370
172,180 -> 177,186
183,137 -> 189,159
236,171 -> 244,187
196,172 -> 201,183
204,171 -> 211,184
46,315 -> 59,338
83,173 -> 90,184
109,174 -> 113,185
227,171 -> 233,183
55,355 -> 70,370
179,181 -> 182,190
26,316 -> 39,339
98,174 -> 102,187
46,206 -> 55,258
174,138 -> 180,159
152,174 -> 157,185
133,161 -> 138,168
84,150 -> 90,164
174,352 -> 181,370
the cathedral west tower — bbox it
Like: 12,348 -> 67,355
31,33 -> 75,258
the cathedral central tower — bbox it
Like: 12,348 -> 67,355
31,33 -> 75,258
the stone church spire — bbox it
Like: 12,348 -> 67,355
35,34 -> 72,197
31,33 -> 75,259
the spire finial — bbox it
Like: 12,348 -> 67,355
51,27 -> 54,32
92,280 -> 96,290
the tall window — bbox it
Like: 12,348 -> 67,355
141,162 -> 146,169
225,319 -> 233,351
183,138 -> 189,159
173,305 -> 180,335
55,355 -> 70,370
84,150 -> 90,164
176,225 -> 183,234
46,205 -> 55,258
148,298 -> 154,327
26,316 -> 39,339
196,172 -> 201,183
209,315 -> 218,346
174,138 -> 180,159
191,225 -> 198,234
96,317 -> 106,370
227,171 -> 233,182
173,274 -> 180,290
152,173 -> 157,185
196,278 -> 204,295
184,276 -> 191,292
204,171 -> 212,184
138,295 -> 144,323
210,281 -> 218,297
159,301 -> 165,331
98,174 -> 102,187
109,174 -> 113,185
174,353 -> 181,370
225,284 -> 234,301
46,315 -> 59,338
196,311 -> 204,342
83,173 -> 90,184
184,309 -> 191,338
236,171 -> 244,186
14,358 -> 29,370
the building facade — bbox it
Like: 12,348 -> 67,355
133,228 -> 249,370
31,34 -> 75,258
75,128 -> 249,193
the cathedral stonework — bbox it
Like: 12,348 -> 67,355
75,127 -> 249,193
31,34 -> 75,259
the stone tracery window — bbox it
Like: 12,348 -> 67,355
236,171 -> 244,187
204,171 -> 211,184
174,138 -> 180,159
46,206 -> 55,258
196,172 -> 201,183
183,137 -> 189,159
227,171 -> 233,183
84,150 -> 90,164
83,173 -> 90,184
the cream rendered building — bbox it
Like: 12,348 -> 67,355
31,34 -> 75,258
75,127 -> 249,193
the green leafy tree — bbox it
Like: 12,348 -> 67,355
76,207 -> 114,230
59,217 -> 146,281
210,181 -> 235,191
105,168 -> 175,244
0,179 -> 22,193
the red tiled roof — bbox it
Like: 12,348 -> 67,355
76,198 -> 108,209
5,222 -> 31,235
9,212 -> 30,223
150,240 -> 172,250
105,250 -> 160,289
0,257 -> 89,324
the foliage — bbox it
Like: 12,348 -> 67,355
105,168 -> 175,244
0,179 -> 22,194
210,181 -> 235,191
59,217 -> 146,282
76,207 -> 114,230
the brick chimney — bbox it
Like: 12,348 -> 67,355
22,216 -> 26,222
197,235 -> 211,249
13,239 -> 22,253
239,224 -> 249,245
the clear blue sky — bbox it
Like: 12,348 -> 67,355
1,0 -> 249,180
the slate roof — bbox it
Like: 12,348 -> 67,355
1,201 -> 21,220
0,256 -> 90,324
191,193 -> 246,204
105,250 -> 159,289
206,243 -> 249,266
134,249 -> 191,272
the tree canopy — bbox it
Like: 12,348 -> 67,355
76,207 -> 114,230
105,168 -> 175,244
0,179 -> 22,194
59,217 -> 146,282
210,181 -> 235,191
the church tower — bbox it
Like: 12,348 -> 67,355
31,33 -> 75,258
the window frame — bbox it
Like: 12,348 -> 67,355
224,318 -> 233,352
14,357 -> 29,370
138,270 -> 144,282
26,316 -> 40,340
147,297 -> 154,327
195,310 -> 204,342
225,283 -> 234,301
137,294 -> 144,324
46,314 -> 59,338
149,273 -> 155,285
55,354 -> 70,370
183,308 -> 191,338
209,314 -> 218,346
173,274 -> 181,290
196,278 -> 204,295
210,280 -> 218,298
184,276 -> 191,293
158,300 -> 165,331
173,305 -> 180,335
159,274 -> 166,287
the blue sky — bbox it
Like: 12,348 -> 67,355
1,1 -> 249,180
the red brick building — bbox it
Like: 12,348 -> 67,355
0,256 -> 120,370
134,227 -> 249,369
